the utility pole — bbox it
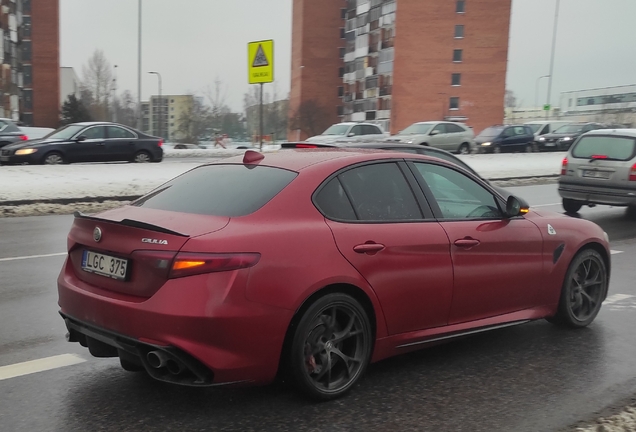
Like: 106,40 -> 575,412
112,65 -> 118,123
137,0 -> 142,130
259,83 -> 264,150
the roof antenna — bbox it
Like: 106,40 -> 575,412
243,150 -> 265,165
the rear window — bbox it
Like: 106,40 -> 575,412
572,136 -> 636,161
133,164 -> 297,216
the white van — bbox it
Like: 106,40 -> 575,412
524,121 -> 570,140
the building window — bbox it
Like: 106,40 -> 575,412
21,41 -> 32,61
456,0 -> 465,13
340,28 -> 345,39
338,87 -> 344,97
451,73 -> 461,86
23,65 -> 32,87
337,106 -> 344,116
339,67 -> 345,78
341,8 -> 347,19
449,97 -> 460,110
453,49 -> 463,62
454,25 -> 464,38
23,89 -> 34,110
339,47 -> 345,59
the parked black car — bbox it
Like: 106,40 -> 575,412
0,118 -> 29,149
536,122 -> 614,151
0,122 -> 163,165
474,125 -> 535,153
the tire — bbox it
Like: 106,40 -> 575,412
548,249 -> 608,328
458,143 -> 470,154
562,198 -> 583,214
525,143 -> 534,153
493,144 -> 501,154
42,152 -> 64,165
133,151 -> 151,163
289,293 -> 372,401
626,206 -> 636,219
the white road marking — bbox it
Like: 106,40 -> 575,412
0,354 -> 86,381
611,250 -> 624,255
0,252 -> 66,263
532,203 -> 561,208
604,294 -> 634,305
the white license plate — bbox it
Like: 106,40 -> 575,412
583,170 -> 610,179
0,156 -> 8,161
544,142 -> 556,147
81,250 -> 128,280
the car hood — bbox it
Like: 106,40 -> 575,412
3,138 -> 64,150
475,136 -> 499,143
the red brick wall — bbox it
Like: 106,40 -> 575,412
288,0 -> 343,140
391,0 -> 511,135
31,0 -> 60,128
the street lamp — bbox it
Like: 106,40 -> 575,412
137,0 -> 142,130
546,0 -> 561,119
112,65 -> 118,123
148,71 -> 162,139
535,74 -> 549,113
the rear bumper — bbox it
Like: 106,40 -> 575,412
558,181 -> 636,206
57,258 -> 294,386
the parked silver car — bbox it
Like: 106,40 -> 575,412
387,121 -> 475,154
306,122 -> 387,144
558,129 -> 636,215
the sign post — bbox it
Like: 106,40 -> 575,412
248,40 -> 274,150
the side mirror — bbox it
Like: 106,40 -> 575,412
505,195 -> 529,218
76,135 -> 87,142
347,132 -> 355,137
430,130 -> 440,136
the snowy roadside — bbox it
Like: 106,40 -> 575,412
566,402 -> 636,431
1,152 -> 564,217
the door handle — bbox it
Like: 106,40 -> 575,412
353,243 -> 385,254
454,237 -> 481,248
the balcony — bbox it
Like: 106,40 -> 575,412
380,85 -> 392,96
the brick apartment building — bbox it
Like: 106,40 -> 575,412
0,0 -> 59,127
289,0 -> 511,138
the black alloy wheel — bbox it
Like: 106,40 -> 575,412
43,152 -> 64,165
493,144 -> 502,154
549,249 -> 607,328
458,143 -> 470,154
134,151 -> 151,163
290,293 -> 372,400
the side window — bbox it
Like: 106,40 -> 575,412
80,126 -> 106,140
502,128 -> 515,138
361,125 -> 377,135
0,121 -> 7,132
432,124 -> 447,134
338,163 -> 423,221
413,163 -> 503,220
314,178 -> 357,221
107,126 -> 135,139
540,125 -> 550,135
446,123 -> 464,133
582,125 -> 595,132
349,125 -> 363,136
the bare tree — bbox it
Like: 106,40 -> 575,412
176,97 -> 212,143
81,50 -> 114,121
289,100 -> 330,137
505,89 -> 518,108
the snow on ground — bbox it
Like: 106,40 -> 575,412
1,151 -> 564,203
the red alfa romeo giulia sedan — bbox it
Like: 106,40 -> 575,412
58,149 -> 610,400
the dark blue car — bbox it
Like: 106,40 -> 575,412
475,125 -> 535,154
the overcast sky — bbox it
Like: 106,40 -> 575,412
60,0 -> 636,111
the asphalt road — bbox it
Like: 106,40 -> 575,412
1,184 -> 635,431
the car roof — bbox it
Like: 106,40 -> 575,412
72,121 -> 131,127
217,148 -> 445,172
584,128 -> 636,138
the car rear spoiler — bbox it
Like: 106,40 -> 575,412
73,211 -> 188,237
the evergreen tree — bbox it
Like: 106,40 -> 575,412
60,94 -> 92,125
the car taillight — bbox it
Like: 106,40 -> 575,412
19,135 -> 28,141
131,250 -> 178,279
169,252 -> 260,279
295,144 -> 318,148
630,163 -> 636,181
158,139 -> 163,147
561,157 -> 568,176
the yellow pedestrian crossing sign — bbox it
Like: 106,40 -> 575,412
248,40 -> 274,84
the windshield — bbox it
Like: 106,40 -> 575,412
526,124 -> 542,133
46,125 -> 86,140
322,124 -> 350,136
554,124 -> 584,134
572,136 -> 636,161
477,127 -> 504,138
400,124 -> 433,135
133,164 -> 298,217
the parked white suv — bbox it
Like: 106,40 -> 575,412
388,121 -> 475,154
306,122 -> 387,144
558,128 -> 636,215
